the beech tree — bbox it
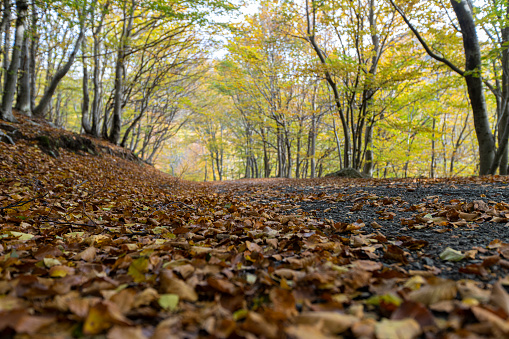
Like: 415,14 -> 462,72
0,0 -> 27,122
390,0 -> 507,175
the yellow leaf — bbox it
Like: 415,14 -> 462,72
158,294 -> 179,311
374,318 -> 421,339
43,258 -> 62,268
9,231 -> 34,241
128,257 -> 150,283
49,265 -> 75,278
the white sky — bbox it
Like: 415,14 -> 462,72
209,1 -> 259,58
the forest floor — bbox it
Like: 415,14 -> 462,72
1,116 -> 509,338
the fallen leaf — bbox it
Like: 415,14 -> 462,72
439,247 -> 465,261
107,326 -> 147,339
391,301 -> 435,328
296,312 -> 358,334
490,282 -> 509,315
49,265 -> 75,278
83,301 -> 132,335
408,279 -> 457,305
374,318 -> 421,339
242,311 -> 278,338
158,294 -> 179,311
73,246 -> 97,262
159,270 -> 197,301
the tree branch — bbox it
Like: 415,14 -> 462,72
389,0 -> 465,76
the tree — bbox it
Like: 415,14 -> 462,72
390,0 -> 498,175
0,0 -> 27,122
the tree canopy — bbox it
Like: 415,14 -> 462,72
1,0 -> 508,179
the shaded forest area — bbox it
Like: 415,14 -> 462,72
1,0 -> 509,180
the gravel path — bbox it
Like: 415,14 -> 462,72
216,177 -> 509,284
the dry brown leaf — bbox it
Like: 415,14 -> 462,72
110,288 -> 136,314
107,326 -> 147,339
408,279 -> 457,306
295,312 -> 358,334
0,310 -> 55,335
471,306 -> 509,336
73,246 -> 97,262
159,270 -> 198,301
285,324 -> 335,339
457,280 -> 490,303
374,318 -> 421,339
490,282 -> 509,315
207,276 -> 238,295
269,288 -> 298,318
242,311 -> 278,338
391,301 -> 435,328
351,318 -> 376,338
133,288 -> 159,308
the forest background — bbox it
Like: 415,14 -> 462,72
0,0 -> 507,181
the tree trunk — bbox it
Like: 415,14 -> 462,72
120,108 -> 144,147
362,123 -> 373,177
109,0 -> 135,144
498,3 -> 509,174
109,50 -> 124,144
431,117 -> 436,178
0,0 -> 27,122
0,0 -> 12,93
450,0 -> 495,175
81,42 -> 92,134
15,34 -> 30,116
29,2 -> 36,112
306,0 -> 350,168
91,29 -> 103,136
91,35 -> 102,137
33,29 -> 84,117
310,125 -> 316,178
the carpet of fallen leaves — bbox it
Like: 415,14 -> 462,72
3,118 -> 509,338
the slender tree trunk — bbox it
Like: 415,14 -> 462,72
498,4 -> 509,174
109,51 -> 124,144
109,0 -> 135,144
91,34 -> 102,136
306,0 -> 350,168
362,123 -> 373,177
33,29 -> 84,117
54,91 -> 62,126
261,127 -> 271,177
448,0 -> 496,174
310,119 -> 316,178
101,107 -> 110,139
0,0 -> 27,122
332,115 -> 343,170
89,0 -> 105,136
1,0 -> 12,94
210,152 -> 217,181
15,34 -> 30,116
431,117 -> 436,178
120,105 -> 145,147
81,42 -> 91,134
91,36 -> 103,136
29,1 -> 36,112
295,128 -> 301,178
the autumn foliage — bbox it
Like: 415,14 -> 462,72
2,116 -> 509,338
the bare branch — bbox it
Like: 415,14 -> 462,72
388,0 -> 465,76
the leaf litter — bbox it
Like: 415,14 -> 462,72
2,118 -> 509,337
